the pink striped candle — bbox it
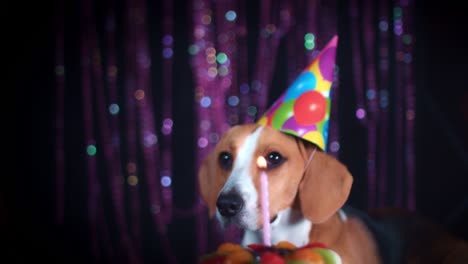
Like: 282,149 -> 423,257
256,156 -> 271,246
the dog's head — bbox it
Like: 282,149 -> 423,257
198,123 -> 353,230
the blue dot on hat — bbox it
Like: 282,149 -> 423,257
284,71 -> 317,101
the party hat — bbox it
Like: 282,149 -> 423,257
257,35 -> 338,151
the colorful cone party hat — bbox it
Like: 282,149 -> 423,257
257,35 -> 338,151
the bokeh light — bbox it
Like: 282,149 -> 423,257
194,26 -> 205,39
304,33 -> 315,50
225,10 -> 237,21
127,162 -> 137,173
366,89 -> 376,100
208,133 -> 219,143
265,24 -> 276,34
228,114 -> 239,125
218,65 -> 229,76
227,95 -> 239,106
206,55 -> 216,65
162,34 -> 173,46
403,53 -> 412,64
86,144 -> 97,156
200,96 -> 212,107
127,175 -> 138,186
330,141 -> 340,152
162,47 -> 173,59
356,108 -> 366,119
402,34 -> 412,45
379,20 -> 389,32
205,47 -> 216,56
394,20 -> 403,36
144,133 -> 158,147
135,89 -> 145,100
247,106 -> 257,116
393,6 -> 402,19
162,118 -> 173,135
252,80 -> 262,92
109,103 -> 120,115
161,176 -> 172,187
200,120 -> 211,131
221,76 -> 231,88
188,44 -> 200,55
216,52 -> 228,64
379,90 -> 389,108
201,14 -> 212,25
198,137 -> 208,148
207,67 -> 218,77
240,83 -> 249,94
108,65 -> 117,77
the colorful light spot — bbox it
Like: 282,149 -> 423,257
216,52 -> 228,64
201,14 -> 212,25
379,21 -> 389,32
127,162 -> 137,173
225,10 -> 237,21
128,175 -> 138,186
144,133 -> 158,147
86,145 -> 97,156
135,89 -> 145,100
198,137 -> 208,148
200,96 -> 211,107
188,44 -> 200,55
356,108 -> 366,119
162,47 -> 173,58
228,96 -> 239,106
247,106 -> 257,116
161,176 -> 172,187
162,35 -> 173,46
109,103 -> 119,115
330,141 -> 340,152
218,66 -> 229,76
304,33 -> 315,50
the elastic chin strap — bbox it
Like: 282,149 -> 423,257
302,147 -> 317,174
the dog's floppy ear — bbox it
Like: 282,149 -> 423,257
298,148 -> 353,223
198,151 -> 218,218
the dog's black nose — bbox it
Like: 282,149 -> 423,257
216,192 -> 244,217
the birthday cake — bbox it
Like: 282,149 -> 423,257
200,241 -> 342,264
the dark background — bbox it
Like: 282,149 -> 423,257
12,0 -> 468,263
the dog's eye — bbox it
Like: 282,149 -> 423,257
266,151 -> 285,169
218,151 -> 233,170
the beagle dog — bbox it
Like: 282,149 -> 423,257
198,124 -> 468,264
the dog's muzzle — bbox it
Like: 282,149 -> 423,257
216,192 -> 244,217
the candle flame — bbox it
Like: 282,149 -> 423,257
257,156 -> 267,169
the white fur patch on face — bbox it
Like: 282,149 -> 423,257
217,126 -> 264,230
242,207 -> 312,247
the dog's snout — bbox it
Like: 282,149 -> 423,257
216,193 -> 244,217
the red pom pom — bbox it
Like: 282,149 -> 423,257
301,242 -> 328,249
260,252 -> 286,264
247,244 -> 270,252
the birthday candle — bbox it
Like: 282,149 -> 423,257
256,156 -> 271,246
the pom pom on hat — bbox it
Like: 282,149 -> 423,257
257,35 -> 338,151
